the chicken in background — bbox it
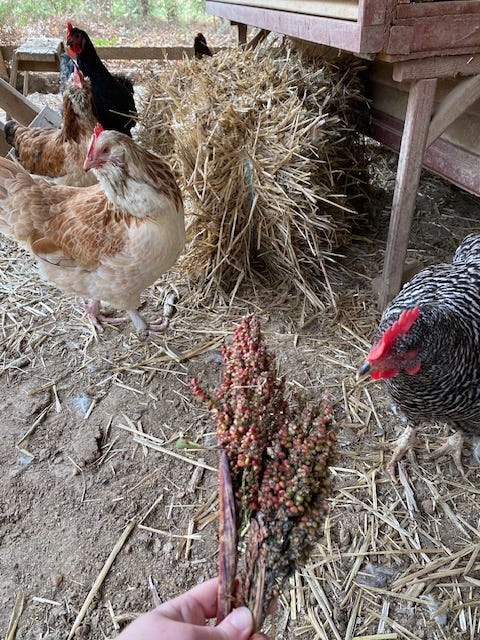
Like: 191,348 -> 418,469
357,234 -> 480,478
4,65 -> 97,187
194,33 -> 213,59
0,124 -> 185,333
66,22 -> 137,136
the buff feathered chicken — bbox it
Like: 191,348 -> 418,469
4,65 -> 97,187
357,234 -> 480,478
0,124 -> 185,333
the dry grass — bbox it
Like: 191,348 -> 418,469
138,39 -> 369,310
2,49 -> 480,640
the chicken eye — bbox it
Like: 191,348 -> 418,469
102,146 -> 110,154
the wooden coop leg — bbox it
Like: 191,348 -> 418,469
246,28 -> 270,50
5,55 -> 19,120
379,78 -> 437,309
0,50 -> 8,80
235,22 -> 248,45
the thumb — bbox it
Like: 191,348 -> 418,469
216,606 -> 254,640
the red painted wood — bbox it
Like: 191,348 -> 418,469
397,0 -> 480,20
393,55 -> 480,82
205,2 -> 387,52
387,25 -> 412,55
358,0 -> 390,26
370,109 -> 480,196
405,17 -> 480,54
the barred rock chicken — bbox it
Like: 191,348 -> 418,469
194,33 -> 213,59
66,23 -> 137,136
4,65 -> 97,187
0,124 -> 185,333
357,234 -> 480,478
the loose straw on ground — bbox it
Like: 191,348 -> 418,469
67,519 -> 137,640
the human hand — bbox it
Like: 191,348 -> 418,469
116,577 -> 269,640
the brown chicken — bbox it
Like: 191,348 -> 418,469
0,124 -> 185,333
4,65 -> 97,187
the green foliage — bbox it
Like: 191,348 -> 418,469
6,0 -> 207,24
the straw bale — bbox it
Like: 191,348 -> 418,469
138,40 -> 369,309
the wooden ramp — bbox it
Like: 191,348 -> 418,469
0,76 -> 40,124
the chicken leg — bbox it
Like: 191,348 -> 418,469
429,431 -> 465,476
85,299 -> 126,330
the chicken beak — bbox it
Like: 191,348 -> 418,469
356,360 -> 371,382
83,156 -> 94,171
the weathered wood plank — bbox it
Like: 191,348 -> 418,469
0,45 -> 204,65
397,0 -> 480,19
0,49 -> 8,79
358,0 -> 393,26
379,78 -> 437,308
426,74 -> 480,148
206,1 -> 386,52
208,0 -> 360,21
370,108 -> 480,196
0,77 -> 39,124
393,55 -> 480,82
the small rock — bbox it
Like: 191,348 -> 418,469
50,574 -> 63,587
74,624 -> 90,637
421,499 -> 435,515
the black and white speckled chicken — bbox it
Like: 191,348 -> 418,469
357,234 -> 480,478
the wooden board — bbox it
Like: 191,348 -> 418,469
0,77 -> 39,124
206,1 -> 386,52
207,0 -> 359,21
370,108 -> 480,196
369,61 -> 480,155
397,0 -> 480,19
0,45 -> 220,65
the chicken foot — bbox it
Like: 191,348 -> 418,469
127,292 -> 177,333
429,431 -> 465,476
86,293 -> 177,333
383,425 -> 418,481
85,299 -> 126,330
127,310 -> 169,333
383,426 -> 466,480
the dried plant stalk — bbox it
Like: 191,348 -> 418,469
139,40 -> 369,308
192,315 -> 336,630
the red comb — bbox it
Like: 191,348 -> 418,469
67,22 -> 73,34
368,307 -> 420,363
85,123 -> 103,162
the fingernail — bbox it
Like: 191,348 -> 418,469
228,606 -> 253,630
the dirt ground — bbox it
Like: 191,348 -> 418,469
2,159 -> 480,639
2,19 -> 480,640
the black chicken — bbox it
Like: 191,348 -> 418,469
357,234 -> 480,478
65,23 -> 136,136
194,33 -> 213,59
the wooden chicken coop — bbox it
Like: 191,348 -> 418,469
207,0 -> 480,306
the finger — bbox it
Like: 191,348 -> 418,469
157,577 -> 219,624
215,606 -> 254,640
